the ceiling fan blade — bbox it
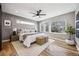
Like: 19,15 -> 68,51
33,15 -> 36,17
39,14 -> 46,16
30,12 -> 36,14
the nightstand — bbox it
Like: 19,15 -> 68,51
10,35 -> 19,42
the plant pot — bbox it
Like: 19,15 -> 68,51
65,34 -> 75,45
65,39 -> 75,45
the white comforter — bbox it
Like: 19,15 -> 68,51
23,33 -> 47,47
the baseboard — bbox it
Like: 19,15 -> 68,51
2,40 -> 10,43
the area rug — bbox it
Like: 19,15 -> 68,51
12,39 -> 54,56
39,39 -> 78,56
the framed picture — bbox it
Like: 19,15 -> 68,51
4,20 -> 11,26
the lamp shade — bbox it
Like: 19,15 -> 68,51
13,28 -> 17,31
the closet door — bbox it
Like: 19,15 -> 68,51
0,4 -> 2,50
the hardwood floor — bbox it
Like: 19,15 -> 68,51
0,41 -> 17,56
0,39 -> 79,56
39,39 -> 79,56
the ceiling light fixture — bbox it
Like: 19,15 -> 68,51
16,20 -> 35,25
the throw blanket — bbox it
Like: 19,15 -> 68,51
23,33 -> 47,47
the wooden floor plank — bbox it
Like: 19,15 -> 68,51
0,39 -> 78,56
0,41 -> 17,56
39,39 -> 79,56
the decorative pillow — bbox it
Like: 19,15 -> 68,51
23,35 -> 27,40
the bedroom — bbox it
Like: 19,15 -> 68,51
0,3 -> 79,56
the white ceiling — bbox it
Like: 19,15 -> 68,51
1,3 -> 78,21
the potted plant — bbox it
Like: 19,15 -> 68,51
65,26 -> 75,45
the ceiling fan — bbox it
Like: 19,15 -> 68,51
31,10 -> 46,18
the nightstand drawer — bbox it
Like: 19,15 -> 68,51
10,35 -> 19,42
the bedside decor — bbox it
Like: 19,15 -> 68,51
13,28 -> 17,35
10,28 -> 18,42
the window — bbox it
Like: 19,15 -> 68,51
76,12 -> 79,38
40,21 -> 65,33
51,21 -> 65,32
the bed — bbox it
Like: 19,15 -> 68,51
23,33 -> 47,47
19,32 -> 36,41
